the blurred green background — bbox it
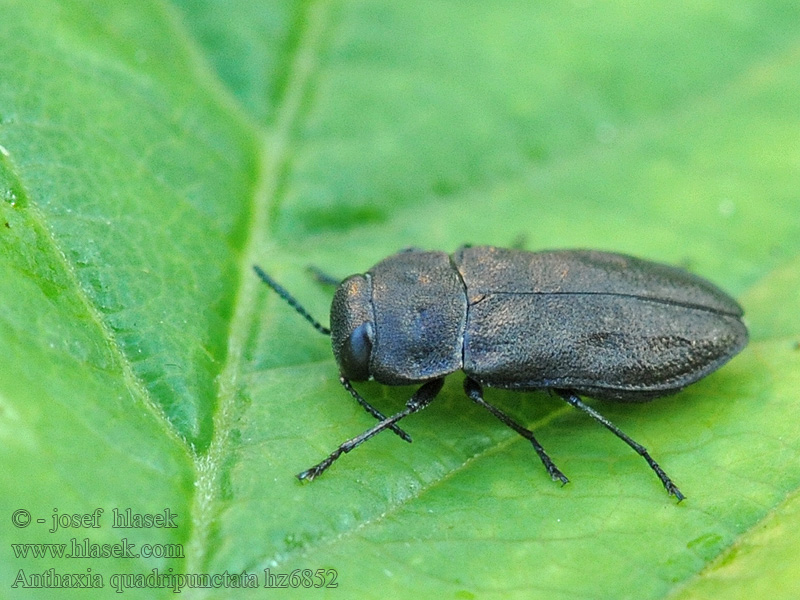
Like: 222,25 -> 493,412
1,1 -> 799,598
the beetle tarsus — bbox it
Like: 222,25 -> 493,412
296,468 -> 319,482
547,466 -> 570,486
556,390 -> 685,501
666,482 -> 685,502
464,378 -> 569,486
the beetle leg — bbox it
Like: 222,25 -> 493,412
463,378 -> 569,486
297,378 -> 444,482
339,376 -> 412,442
556,390 -> 685,501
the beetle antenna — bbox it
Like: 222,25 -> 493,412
254,265 -> 331,335
556,390 -> 685,501
297,378 -> 444,481
306,266 -> 341,287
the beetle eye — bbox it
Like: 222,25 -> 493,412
341,322 -> 374,381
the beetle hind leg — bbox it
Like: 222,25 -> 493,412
464,378 -> 569,486
556,390 -> 685,501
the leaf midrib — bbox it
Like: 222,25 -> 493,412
182,0 -> 334,575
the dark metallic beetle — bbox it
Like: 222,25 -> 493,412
255,246 -> 748,500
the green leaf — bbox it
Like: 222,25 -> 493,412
2,1 -> 798,599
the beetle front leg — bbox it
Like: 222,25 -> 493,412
339,376 -> 412,442
556,390 -> 685,501
297,378 -> 445,482
464,378 -> 569,486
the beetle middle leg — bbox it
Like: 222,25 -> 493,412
297,378 -> 445,481
556,390 -> 685,501
464,378 -> 569,485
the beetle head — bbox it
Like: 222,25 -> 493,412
330,274 -> 375,381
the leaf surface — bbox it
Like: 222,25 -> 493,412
2,1 -> 799,598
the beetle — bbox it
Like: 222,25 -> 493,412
254,245 -> 748,500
